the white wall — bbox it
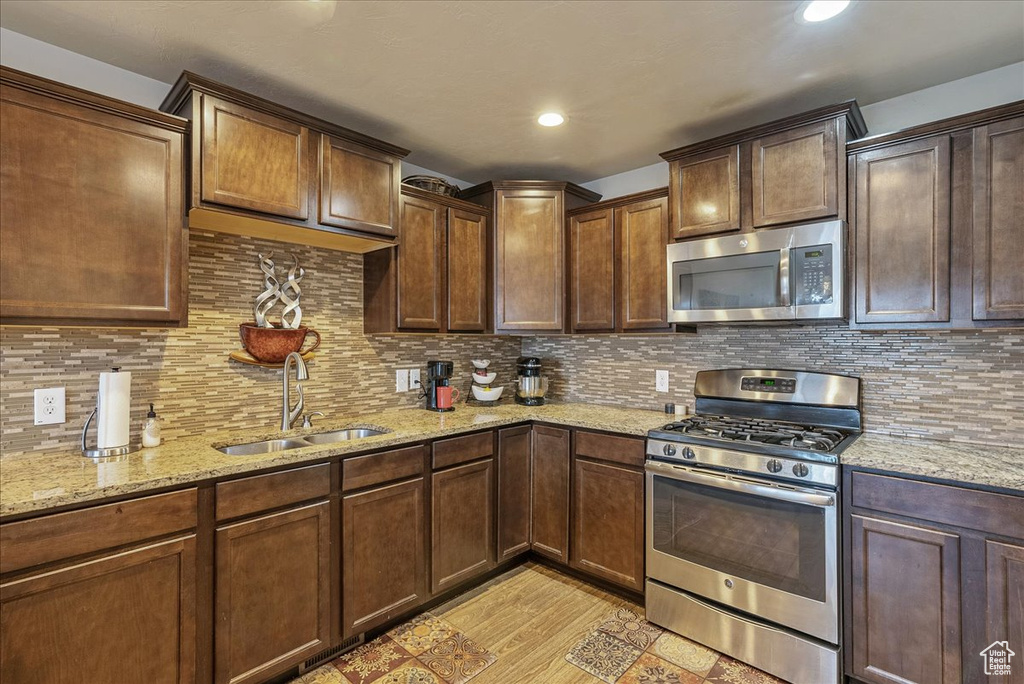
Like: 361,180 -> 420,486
583,61 -> 1024,199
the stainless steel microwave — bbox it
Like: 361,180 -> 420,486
666,220 -> 846,323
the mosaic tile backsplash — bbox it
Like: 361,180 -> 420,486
0,231 -> 521,458
523,327 -> 1023,447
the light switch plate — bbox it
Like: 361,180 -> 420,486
34,387 -> 66,425
395,369 -> 409,393
655,370 -> 669,393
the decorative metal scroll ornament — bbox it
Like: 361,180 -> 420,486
279,255 -> 304,329
253,253 -> 280,328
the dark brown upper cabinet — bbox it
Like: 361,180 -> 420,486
661,101 -> 865,240
567,189 -> 671,333
0,67 -> 188,327
461,181 -> 601,334
161,71 -> 408,254
363,186 -> 491,333
848,101 -> 1024,330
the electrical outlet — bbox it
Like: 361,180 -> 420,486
34,387 -> 66,425
408,368 -> 421,391
395,369 -> 409,393
655,370 -> 669,393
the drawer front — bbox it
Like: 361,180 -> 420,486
850,471 -> 1024,538
216,463 -> 330,521
0,489 -> 197,574
343,445 -> 427,492
432,430 -> 494,470
574,430 -> 645,468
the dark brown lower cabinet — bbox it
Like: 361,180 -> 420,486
530,426 -> 570,563
571,459 -> 645,592
0,536 -> 196,684
497,426 -> 532,561
431,459 -> 495,594
214,502 -> 331,684
342,477 -> 427,637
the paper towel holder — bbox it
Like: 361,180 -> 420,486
81,407 -> 139,458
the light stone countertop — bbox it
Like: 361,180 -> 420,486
3,403 -> 1021,519
0,402 -> 668,518
840,433 -> 1024,496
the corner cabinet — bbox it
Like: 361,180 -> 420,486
661,101 -> 865,240
844,470 -> 1024,684
0,67 -> 188,327
460,181 -> 601,333
364,186 -> 491,333
161,71 -> 408,254
848,102 -> 1024,329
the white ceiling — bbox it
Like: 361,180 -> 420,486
1,0 -> 1022,184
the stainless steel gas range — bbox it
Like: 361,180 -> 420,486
645,369 -> 861,684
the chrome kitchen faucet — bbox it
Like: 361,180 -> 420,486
281,351 -> 308,431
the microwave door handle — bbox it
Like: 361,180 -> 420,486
646,460 -> 835,508
778,248 -> 791,307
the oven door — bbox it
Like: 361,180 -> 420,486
645,460 -> 839,643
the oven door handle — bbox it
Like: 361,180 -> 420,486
646,460 -> 835,508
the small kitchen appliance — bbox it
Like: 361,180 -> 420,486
645,368 -> 861,684
514,357 -> 548,406
423,360 -> 455,412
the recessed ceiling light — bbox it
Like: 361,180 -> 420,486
538,112 -> 565,127
797,0 -> 851,23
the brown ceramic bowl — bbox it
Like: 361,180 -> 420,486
239,323 -> 321,364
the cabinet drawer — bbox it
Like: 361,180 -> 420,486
216,463 -> 330,521
0,489 -> 197,574
574,430 -> 645,468
850,471 -> 1024,538
343,445 -> 427,492
432,430 -> 494,470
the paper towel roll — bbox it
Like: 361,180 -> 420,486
97,370 -> 131,449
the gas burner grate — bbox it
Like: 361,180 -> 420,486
662,415 -> 848,452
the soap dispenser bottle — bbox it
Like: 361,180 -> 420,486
142,403 -> 162,448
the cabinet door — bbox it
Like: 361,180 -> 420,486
0,536 -> 195,684
572,460 -> 644,591
669,145 -> 740,239
447,208 -> 490,332
494,189 -> 565,331
616,196 -> 671,331
973,116 -> 1024,320
319,135 -> 401,237
850,514 -> 961,684
343,478 -> 427,637
751,119 -> 838,227
854,136 -> 951,323
397,194 -> 445,330
531,426 -> 570,563
497,426 -> 532,562
431,459 -> 495,594
569,207 -> 616,332
985,540 -> 1024,683
0,82 -> 185,325
201,95 -> 308,219
215,502 -> 330,684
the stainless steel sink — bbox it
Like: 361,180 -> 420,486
216,428 -> 388,455
302,428 -> 387,444
217,438 -> 312,456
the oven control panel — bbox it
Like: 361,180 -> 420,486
741,376 -> 796,394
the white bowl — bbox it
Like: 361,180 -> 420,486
471,385 -> 504,401
473,371 -> 497,385
471,359 -> 490,369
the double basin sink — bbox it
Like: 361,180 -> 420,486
217,428 -> 387,456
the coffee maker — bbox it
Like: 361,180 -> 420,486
423,360 -> 455,412
515,356 -> 548,406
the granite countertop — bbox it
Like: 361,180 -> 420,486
840,433 -> 1024,495
0,402 -> 668,518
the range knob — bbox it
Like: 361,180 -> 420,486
662,444 -> 677,457
766,459 -> 783,473
681,447 -> 696,460
793,463 -> 810,478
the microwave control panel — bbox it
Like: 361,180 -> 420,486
792,244 -> 834,305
